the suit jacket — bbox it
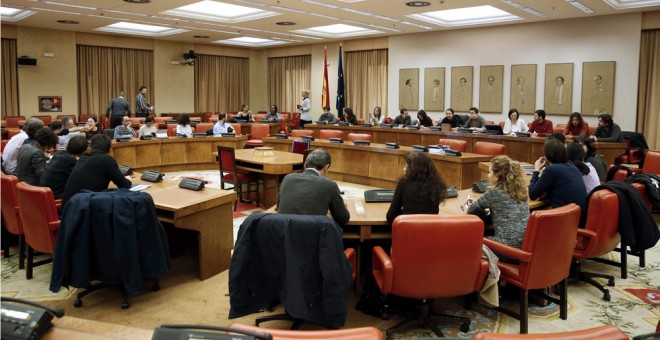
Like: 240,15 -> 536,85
277,169 -> 350,225
50,189 -> 171,297
106,97 -> 131,117
229,213 -> 352,328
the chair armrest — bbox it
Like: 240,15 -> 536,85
344,248 -> 356,281
574,229 -> 599,257
48,220 -> 60,231
483,238 -> 532,262
372,246 -> 393,294
55,199 -> 62,211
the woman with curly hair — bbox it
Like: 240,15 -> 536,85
466,155 -> 529,260
386,152 -> 448,224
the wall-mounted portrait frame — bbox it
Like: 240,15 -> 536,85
450,66 -> 473,112
39,96 -> 62,112
479,65 -> 503,113
544,63 -> 573,115
424,67 -> 445,112
399,68 -> 419,111
581,61 -> 615,116
509,64 -> 537,115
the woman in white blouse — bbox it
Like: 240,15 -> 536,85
176,114 -> 193,137
503,108 -> 528,134
369,106 -> 385,125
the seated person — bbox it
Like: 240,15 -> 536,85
139,116 -> 158,137
563,112 -> 589,137
318,106 -> 336,123
236,104 -> 254,122
503,108 -> 527,134
16,127 -> 59,186
341,107 -> 358,125
416,109 -> 434,128
386,152 -> 448,224
590,113 -> 624,143
465,155 -> 529,261
176,114 -> 194,137
393,108 -> 412,126
58,116 -> 82,136
369,106 -> 385,125
83,116 -> 104,142
22,118 -> 45,147
567,143 -> 599,194
438,108 -> 461,128
265,105 -> 280,121
276,149 -> 350,225
529,138 -> 586,209
62,134 -> 132,205
528,109 -> 553,135
2,118 -> 43,175
549,132 -> 567,145
39,134 -> 88,199
114,115 -> 137,139
462,107 -> 486,130
212,113 -> 234,135
575,135 -> 607,182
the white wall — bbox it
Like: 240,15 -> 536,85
388,13 -> 642,131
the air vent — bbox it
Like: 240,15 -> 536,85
57,20 -> 79,24
123,0 -> 151,3
406,1 -> 431,7
276,22 -> 296,26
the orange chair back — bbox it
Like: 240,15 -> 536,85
209,115 -> 219,123
1,120 -> 6,128
280,112 -> 291,121
290,112 -> 301,129
438,138 -> 467,152
472,324 -> 628,340
346,133 -> 372,142
129,117 -> 142,127
575,189 -> 620,259
1,173 -> 24,236
254,114 -> 266,122
15,182 -> 59,254
166,124 -> 176,137
8,130 -> 21,139
319,129 -> 343,140
278,118 -> 288,134
388,215 -> 485,298
357,118 -> 364,125
249,123 -> 270,139
79,114 -> 97,123
519,204 -> 580,289
474,141 -> 505,156
229,324 -> 383,340
229,123 -> 242,135
291,130 -> 314,137
643,150 -> 660,175
195,123 -> 214,133
588,126 -> 596,134
5,116 -> 25,128
32,115 -> 53,126
1,140 -> 8,152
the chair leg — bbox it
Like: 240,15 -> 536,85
519,288 -> 528,334
620,245 -> 628,279
559,278 -> 567,320
26,246 -> 33,280
18,235 -> 26,270
572,260 -> 613,301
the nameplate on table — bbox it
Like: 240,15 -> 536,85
329,137 -> 343,143
385,142 -> 399,149
274,133 -> 288,139
221,133 -> 235,137
412,145 -> 428,152
361,123 -> 373,127
301,135 -> 314,141
353,140 -> 370,146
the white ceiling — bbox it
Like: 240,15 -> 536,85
2,0 -> 659,48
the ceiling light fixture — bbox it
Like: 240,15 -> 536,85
123,0 -> 151,3
405,1 -> 432,7
407,5 -> 521,27
499,0 -> 547,17
276,22 -> 296,25
565,0 -> 594,14
602,0 -> 660,9
194,35 -> 210,38
57,20 -> 79,24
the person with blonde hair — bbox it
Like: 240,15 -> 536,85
466,155 -> 529,261
298,89 -> 312,128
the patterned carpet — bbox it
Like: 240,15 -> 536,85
1,170 -> 658,337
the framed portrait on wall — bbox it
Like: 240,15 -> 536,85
509,64 -> 537,115
399,68 -> 419,111
479,65 -> 503,113
581,61 -> 615,116
424,67 -> 445,112
544,63 -> 573,115
38,96 -> 62,112
450,66 -> 473,112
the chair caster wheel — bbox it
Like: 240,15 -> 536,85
151,283 -> 160,291
74,299 -> 82,308
121,300 -> 130,309
607,278 -> 615,286
460,323 -> 470,333
603,291 -> 611,301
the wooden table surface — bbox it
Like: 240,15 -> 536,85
43,316 -> 153,340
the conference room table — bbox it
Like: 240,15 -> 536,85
303,124 -> 626,165
263,137 -> 493,190
44,316 -> 153,339
125,174 -> 237,280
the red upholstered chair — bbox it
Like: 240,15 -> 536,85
245,123 -> 270,148
166,124 -> 177,137
208,115 -> 219,123
229,324 -> 382,340
498,121 -> 505,128
572,189 -> 621,301
32,115 -> 53,126
254,114 -> 266,122
278,118 -> 288,134
553,126 -> 564,133
8,129 -> 21,139
485,120 -> 495,125
17,120 -> 26,128
484,204 -> 581,334
346,133 -> 372,142
290,112 -> 301,130
614,136 -> 643,167
1,120 -> 6,128
78,114 -> 97,124
438,138 -> 468,152
1,140 -> 9,153
291,140 -> 310,155
5,116 -> 25,128
1,173 -> 26,269
229,123 -> 242,135
217,146 -> 259,210
15,182 -> 60,280
280,112 -> 291,122
588,126 -> 596,134
291,130 -> 314,138
472,325 -> 628,340
474,141 -> 505,156
373,215 -> 487,338
556,123 -> 567,128
194,123 -> 214,134
154,116 -> 174,129
641,150 -> 660,175
56,114 -> 76,124
319,129 -> 343,140
129,117 -> 142,128
357,118 -> 364,125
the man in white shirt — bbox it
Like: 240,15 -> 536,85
2,118 -> 43,174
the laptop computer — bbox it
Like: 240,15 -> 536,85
484,124 -> 504,135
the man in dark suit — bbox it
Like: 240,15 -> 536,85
106,91 -> 131,129
276,149 -> 350,225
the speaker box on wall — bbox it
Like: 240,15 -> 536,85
17,58 -> 37,66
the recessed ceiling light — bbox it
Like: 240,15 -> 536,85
565,0 -> 594,14
194,35 -> 210,38
276,22 -> 296,26
0,6 -> 36,22
123,0 -> 151,3
292,23 -> 381,38
213,37 -> 289,47
602,0 -> 660,9
500,0 -> 547,17
57,20 -> 79,24
406,1 -> 431,7
95,22 -> 188,37
162,1 -> 280,24
407,5 -> 521,27
339,0 -> 366,2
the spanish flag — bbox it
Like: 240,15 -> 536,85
322,46 -> 330,107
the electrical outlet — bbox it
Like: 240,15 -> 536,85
43,52 -> 55,58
